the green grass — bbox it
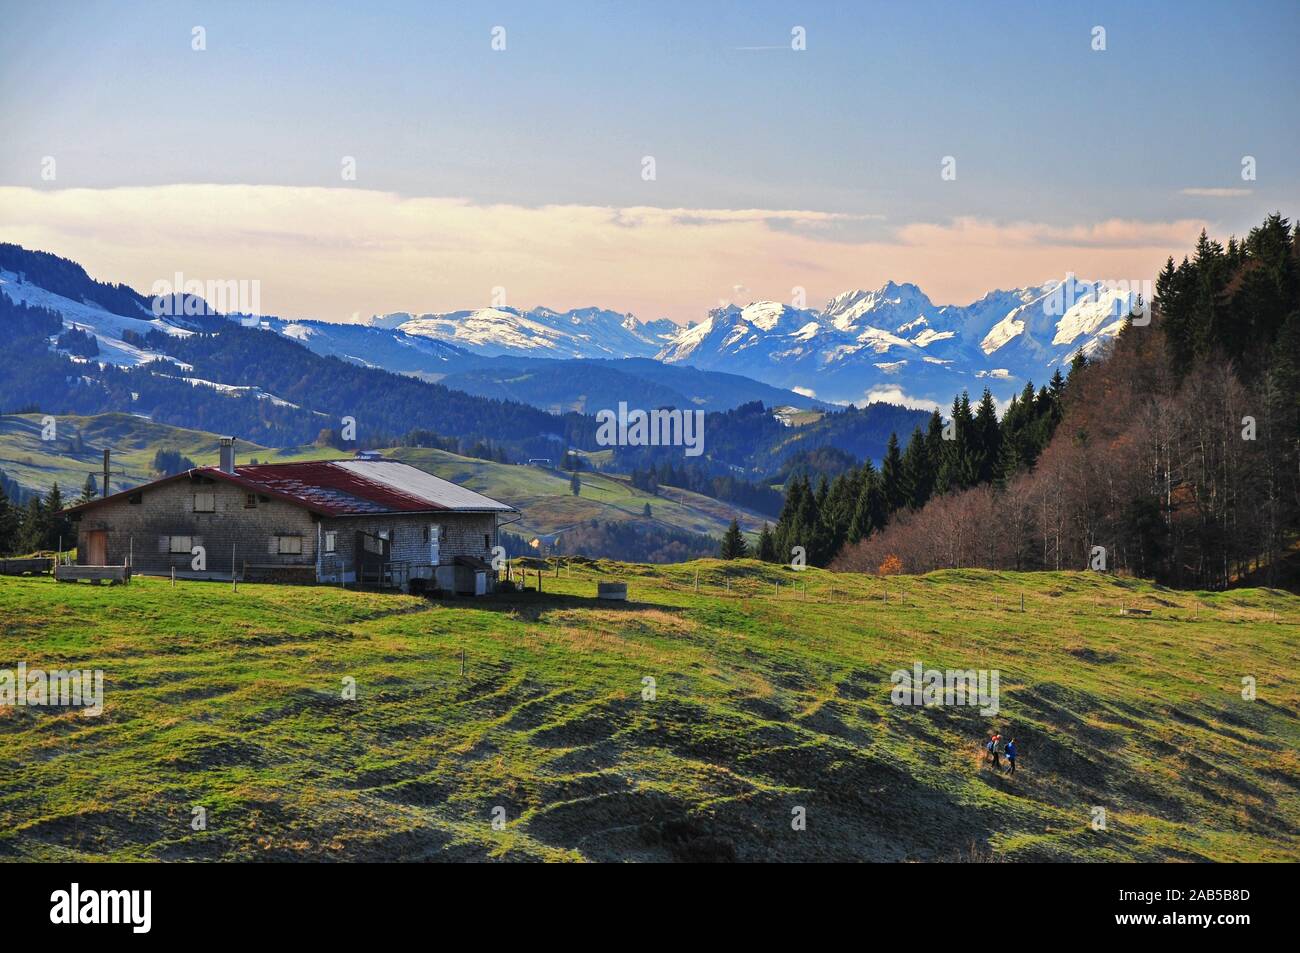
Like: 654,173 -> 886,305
0,412 -> 341,494
1,413 -> 768,542
0,564 -> 1295,861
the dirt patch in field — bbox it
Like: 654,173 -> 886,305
530,698 -> 635,748
526,788 -> 693,861
159,732 -> 265,771
20,808 -> 164,851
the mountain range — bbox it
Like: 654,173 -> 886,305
0,241 -> 1138,416
364,278 -> 1137,406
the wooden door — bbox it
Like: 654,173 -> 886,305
84,531 -> 107,566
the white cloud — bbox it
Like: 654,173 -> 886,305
1179,188 -> 1252,198
0,185 -> 1206,323
860,386 -> 941,413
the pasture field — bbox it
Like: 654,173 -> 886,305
0,561 -> 1296,861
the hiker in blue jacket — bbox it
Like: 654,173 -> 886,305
1005,738 -> 1017,774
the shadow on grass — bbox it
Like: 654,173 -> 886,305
428,589 -> 678,622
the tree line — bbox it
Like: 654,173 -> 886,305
0,479 -> 86,556
628,461 -> 785,517
744,373 -> 1069,567
833,214 -> 1299,590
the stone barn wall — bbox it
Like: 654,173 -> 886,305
72,473 -> 317,578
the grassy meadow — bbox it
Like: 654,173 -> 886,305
0,561 -> 1296,862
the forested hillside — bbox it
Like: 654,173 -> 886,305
757,374 -> 1068,567
825,215 -> 1299,590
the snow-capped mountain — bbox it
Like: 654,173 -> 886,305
0,267 -> 469,379
1,237 -> 1140,413
652,276 -> 1138,406
369,306 -> 678,359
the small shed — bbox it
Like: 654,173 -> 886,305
436,555 -> 494,596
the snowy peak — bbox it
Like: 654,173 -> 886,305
824,281 -> 936,332
978,276 -> 1138,357
370,305 -> 673,359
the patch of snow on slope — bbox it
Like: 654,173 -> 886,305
981,313 -> 1026,355
1,270 -> 194,369
281,323 -> 317,341
1051,287 -> 1135,346
793,321 -> 822,341
854,326 -> 913,353
740,301 -> 792,332
911,328 -> 955,347
176,377 -> 301,409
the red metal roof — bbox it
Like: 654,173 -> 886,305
230,462 -> 431,515
63,459 -> 515,518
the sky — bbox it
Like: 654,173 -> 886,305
0,0 -> 1296,323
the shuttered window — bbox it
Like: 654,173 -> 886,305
277,535 -> 303,555
193,492 -> 215,512
169,536 -> 192,554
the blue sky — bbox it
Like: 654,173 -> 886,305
0,1 -> 1296,321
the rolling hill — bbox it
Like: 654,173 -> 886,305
0,413 -> 770,552
0,564 -> 1294,861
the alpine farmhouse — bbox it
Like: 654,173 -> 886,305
63,439 -> 517,594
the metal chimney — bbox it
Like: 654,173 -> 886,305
219,437 -> 236,474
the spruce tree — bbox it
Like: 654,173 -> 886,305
719,519 -> 748,560
972,388 -> 1001,484
923,409 -> 945,498
848,464 -> 886,544
757,522 -> 775,562
899,426 -> 928,509
994,433 -> 1020,490
937,393 -> 976,492
0,483 -> 18,556
46,483 -> 70,552
18,495 -> 44,554
772,476 -> 806,563
880,433 -> 905,513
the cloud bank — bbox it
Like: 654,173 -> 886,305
0,185 -> 1205,324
